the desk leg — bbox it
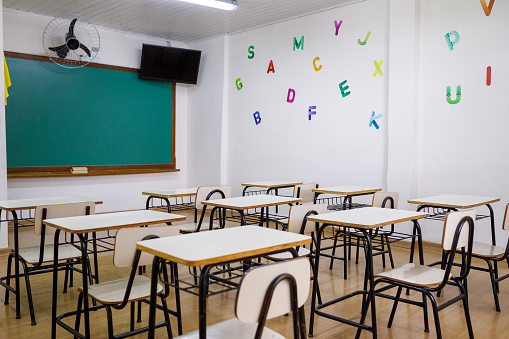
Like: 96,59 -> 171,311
199,265 -> 213,339
51,229 -> 61,339
356,229 -> 377,339
78,234 -> 91,338
148,256 -> 161,338
308,224 -> 324,337
487,204 -> 499,290
12,211 -> 21,320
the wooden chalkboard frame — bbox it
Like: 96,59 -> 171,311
5,51 -> 178,178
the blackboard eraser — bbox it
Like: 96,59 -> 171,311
71,166 -> 88,174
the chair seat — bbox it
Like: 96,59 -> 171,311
179,222 -> 219,233
471,241 -> 505,258
18,243 -> 82,265
266,247 -> 310,260
375,263 -> 451,287
78,275 -> 163,304
175,318 -> 285,339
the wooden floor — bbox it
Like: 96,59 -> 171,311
2,209 -> 509,338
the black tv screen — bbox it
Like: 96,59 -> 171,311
139,44 -> 201,84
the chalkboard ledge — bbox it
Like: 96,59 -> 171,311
7,166 -> 179,178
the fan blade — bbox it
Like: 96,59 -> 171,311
49,44 -> 70,59
79,43 -> 91,57
67,18 -> 77,38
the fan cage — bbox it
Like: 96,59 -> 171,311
43,14 -> 100,69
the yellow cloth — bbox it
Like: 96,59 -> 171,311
4,56 -> 11,105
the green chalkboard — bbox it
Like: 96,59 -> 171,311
5,53 -> 176,177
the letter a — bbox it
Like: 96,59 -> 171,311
287,89 -> 295,103
267,60 -> 275,73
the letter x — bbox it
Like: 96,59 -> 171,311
373,60 -> 383,77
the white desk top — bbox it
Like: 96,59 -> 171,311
307,207 -> 429,229
408,194 -> 500,209
0,196 -> 103,211
44,210 -> 186,234
202,195 -> 301,209
241,181 -> 302,188
313,186 -> 382,195
137,226 -> 311,267
142,188 -> 197,198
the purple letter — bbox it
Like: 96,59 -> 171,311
287,88 -> 295,103
334,20 -> 343,36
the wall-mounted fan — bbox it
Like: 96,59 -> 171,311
43,14 -> 100,68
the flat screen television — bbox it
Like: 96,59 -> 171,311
139,44 -> 201,84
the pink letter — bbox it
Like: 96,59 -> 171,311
287,88 -> 295,103
334,20 -> 343,36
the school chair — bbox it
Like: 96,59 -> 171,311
175,258 -> 310,339
369,209 -> 475,339
276,183 -> 319,230
4,201 -> 94,325
74,225 -> 182,338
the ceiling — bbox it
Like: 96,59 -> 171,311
3,0 -> 365,44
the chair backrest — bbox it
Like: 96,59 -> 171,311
372,192 -> 399,209
287,203 -> 327,234
293,183 -> 319,204
113,225 -> 179,268
441,209 -> 475,252
34,201 -> 95,236
195,185 -> 232,210
502,204 -> 509,231
235,258 -> 310,322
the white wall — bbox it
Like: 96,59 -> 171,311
225,0 -> 389,199
2,10 -> 189,218
417,0 -> 509,244
187,35 -> 225,187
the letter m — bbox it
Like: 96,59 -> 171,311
293,36 -> 304,51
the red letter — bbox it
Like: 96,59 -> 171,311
267,60 -> 275,73
487,66 -> 491,86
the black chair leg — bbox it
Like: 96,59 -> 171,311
74,292 -> 83,339
460,283 -> 475,339
20,261 -> 36,325
427,292 -> 442,339
4,253 -> 13,305
130,302 -> 135,332
161,297 -> 174,338
172,262 -> 183,335
385,235 -> 395,268
486,259 -> 501,312
329,229 -> 339,269
422,292 -> 429,332
387,286 -> 402,328
105,305 -> 115,339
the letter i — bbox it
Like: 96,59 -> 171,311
487,66 -> 491,86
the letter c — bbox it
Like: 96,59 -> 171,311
313,57 -> 322,72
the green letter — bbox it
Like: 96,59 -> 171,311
248,46 -> 254,59
293,36 -> 304,51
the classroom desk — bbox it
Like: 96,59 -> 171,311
44,210 -> 186,339
307,207 -> 429,338
142,188 -> 197,212
137,226 -> 311,339
202,195 -> 301,227
313,186 -> 382,210
408,194 -> 500,245
241,180 -> 302,196
0,196 -> 102,322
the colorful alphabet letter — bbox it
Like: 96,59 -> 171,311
253,111 -> 261,125
334,20 -> 343,36
287,88 -> 295,103
248,45 -> 254,59
339,80 -> 351,98
369,111 -> 382,129
293,36 -> 304,51
446,85 -> 462,104
313,57 -> 322,72
373,60 -> 383,77
308,106 -> 316,121
236,78 -> 243,90
445,31 -> 460,51
358,31 -> 371,45
480,0 -> 495,16
487,66 -> 492,86
267,60 -> 275,74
